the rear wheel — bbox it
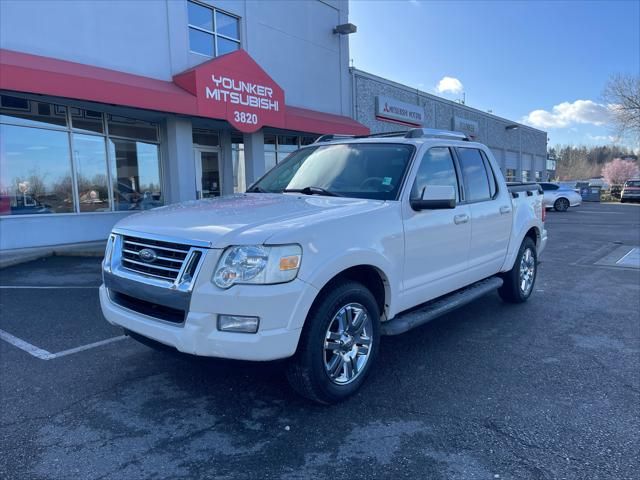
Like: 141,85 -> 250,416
499,237 -> 537,303
286,281 -> 380,404
554,197 -> 570,212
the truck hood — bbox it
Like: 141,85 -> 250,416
114,193 -> 387,248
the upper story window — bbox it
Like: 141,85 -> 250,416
188,1 -> 240,57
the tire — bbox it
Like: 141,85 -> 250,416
554,197 -> 570,212
620,198 -> 626,203
498,237 -> 537,304
286,280 -> 380,404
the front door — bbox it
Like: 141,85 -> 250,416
400,146 -> 472,311
194,148 -> 221,198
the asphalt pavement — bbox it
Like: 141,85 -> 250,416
1,202 -> 639,480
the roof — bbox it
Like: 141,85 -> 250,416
0,48 -> 369,136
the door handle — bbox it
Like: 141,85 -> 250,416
500,206 -> 512,214
454,214 -> 469,225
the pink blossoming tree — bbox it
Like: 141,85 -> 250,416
602,158 -> 639,186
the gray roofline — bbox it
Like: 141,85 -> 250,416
350,68 -> 547,136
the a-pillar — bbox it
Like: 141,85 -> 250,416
243,130 -> 265,186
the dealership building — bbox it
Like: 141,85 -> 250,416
0,0 -> 547,252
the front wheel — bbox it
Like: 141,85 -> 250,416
286,281 -> 380,404
498,237 -> 538,303
554,197 -> 570,212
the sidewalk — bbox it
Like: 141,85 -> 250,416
0,241 -> 106,269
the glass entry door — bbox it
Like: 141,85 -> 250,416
194,148 -> 221,198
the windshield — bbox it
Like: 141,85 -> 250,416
249,143 -> 415,200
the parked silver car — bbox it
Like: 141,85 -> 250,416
539,182 -> 582,212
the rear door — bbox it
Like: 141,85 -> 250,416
401,146 -> 472,309
455,147 -> 512,282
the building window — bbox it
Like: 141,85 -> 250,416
188,1 -> 240,57
0,94 -> 162,216
505,168 -> 516,182
263,134 -> 318,171
74,134 -> 111,212
522,170 -> 530,182
0,124 -> 74,215
535,171 -> 542,182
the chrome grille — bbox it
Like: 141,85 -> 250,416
121,235 -> 192,281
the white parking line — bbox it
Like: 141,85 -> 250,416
0,328 -> 127,360
0,328 -> 53,359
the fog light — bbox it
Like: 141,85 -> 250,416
217,315 -> 260,333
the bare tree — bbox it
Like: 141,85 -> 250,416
603,74 -> 640,145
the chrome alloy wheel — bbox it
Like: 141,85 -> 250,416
519,247 -> 536,295
323,303 -> 373,385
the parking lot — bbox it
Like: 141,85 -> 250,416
1,202 -> 639,480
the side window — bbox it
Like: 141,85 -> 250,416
481,151 -> 498,198
411,147 -> 459,201
456,148 -> 491,202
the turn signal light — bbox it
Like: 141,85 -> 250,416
279,255 -> 300,271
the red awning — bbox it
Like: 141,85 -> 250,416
0,49 -> 368,136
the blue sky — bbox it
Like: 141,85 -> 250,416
348,0 -> 640,149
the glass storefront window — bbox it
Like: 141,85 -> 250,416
505,168 -> 516,182
74,134 -> 110,212
109,139 -> 162,211
107,115 -> 158,142
0,95 -> 67,130
0,94 -> 163,216
71,108 -> 104,134
232,143 -> 246,193
192,128 -> 219,146
522,170 -> 530,182
0,124 -> 73,215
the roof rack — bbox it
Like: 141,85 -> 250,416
313,134 -> 357,143
404,128 -> 469,141
313,128 -> 470,144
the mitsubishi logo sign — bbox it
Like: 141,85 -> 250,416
375,96 -> 425,126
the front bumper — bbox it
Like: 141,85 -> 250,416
621,192 -> 640,200
100,249 -> 319,361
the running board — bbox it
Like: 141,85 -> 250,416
381,276 -> 504,336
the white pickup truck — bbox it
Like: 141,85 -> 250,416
101,128 -> 547,404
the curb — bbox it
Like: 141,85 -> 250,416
0,242 -> 106,269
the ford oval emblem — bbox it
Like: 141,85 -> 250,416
138,248 -> 158,263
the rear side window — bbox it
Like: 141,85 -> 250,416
456,148 -> 491,202
481,152 -> 498,198
410,147 -> 459,201
541,183 -> 559,191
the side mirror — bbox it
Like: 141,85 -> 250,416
410,185 -> 456,211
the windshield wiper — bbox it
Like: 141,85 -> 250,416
282,186 -> 343,197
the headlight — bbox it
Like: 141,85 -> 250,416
213,244 -> 302,289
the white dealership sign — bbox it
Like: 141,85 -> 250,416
375,96 -> 424,126
453,116 -> 479,138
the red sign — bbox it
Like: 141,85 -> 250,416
173,50 -> 285,133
